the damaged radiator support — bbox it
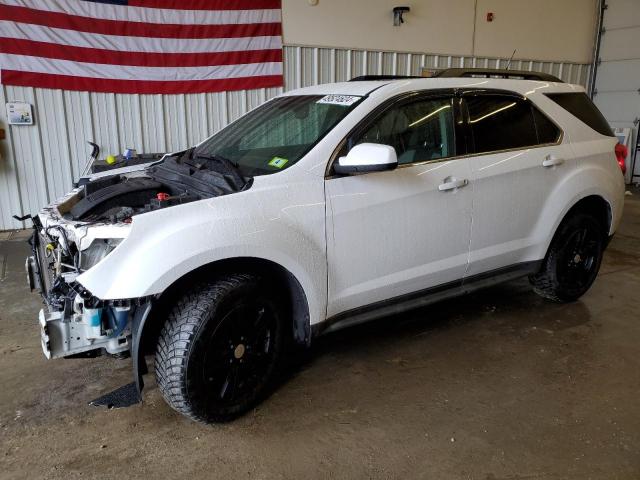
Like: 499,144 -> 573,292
40,299 -> 133,359
28,221 -> 151,360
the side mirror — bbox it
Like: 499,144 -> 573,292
334,143 -> 398,175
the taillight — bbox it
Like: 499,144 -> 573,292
615,142 -> 628,174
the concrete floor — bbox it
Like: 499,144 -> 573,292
1,191 -> 639,480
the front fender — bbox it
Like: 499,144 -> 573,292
76,177 -> 327,326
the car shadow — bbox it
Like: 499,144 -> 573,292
277,276 -> 594,390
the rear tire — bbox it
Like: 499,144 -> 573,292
154,274 -> 285,423
530,213 -> 605,302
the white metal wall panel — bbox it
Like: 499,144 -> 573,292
0,85 -> 23,226
595,92 -> 640,125
36,88 -> 73,202
139,95 -> 166,153
4,85 -> 49,220
91,93 -> 121,159
0,45 -> 589,230
600,0 -> 640,29
596,59 -> 640,92
600,27 -> 640,61
116,94 -> 144,157
64,90 -> 94,180
593,0 -> 640,183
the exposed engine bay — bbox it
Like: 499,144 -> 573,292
66,148 -> 252,223
27,149 -> 252,360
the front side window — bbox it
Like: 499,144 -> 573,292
351,97 -> 456,165
466,95 -> 538,153
196,95 -> 363,176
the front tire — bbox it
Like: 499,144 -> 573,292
530,213 -> 605,302
154,274 -> 285,423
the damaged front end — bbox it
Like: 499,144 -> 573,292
26,149 -> 252,361
27,214 -> 142,360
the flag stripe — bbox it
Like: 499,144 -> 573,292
0,1 -> 284,94
1,1 -> 281,26
127,0 -> 282,10
84,0 -> 127,5
0,21 -> 282,54
0,5 -> 282,39
0,38 -> 282,67
1,69 -> 283,94
0,54 -> 282,81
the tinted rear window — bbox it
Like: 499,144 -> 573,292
545,92 -> 613,137
532,108 -> 562,144
466,96 -> 538,153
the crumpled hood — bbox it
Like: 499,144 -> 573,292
60,151 -> 252,224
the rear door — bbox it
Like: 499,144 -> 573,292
462,91 -> 574,277
325,92 -> 473,317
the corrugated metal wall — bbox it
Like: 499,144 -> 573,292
0,45 -> 591,230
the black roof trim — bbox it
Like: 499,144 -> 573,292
349,69 -> 563,83
349,75 -> 422,81
433,68 -> 563,83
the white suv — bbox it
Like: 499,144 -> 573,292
26,69 -> 625,423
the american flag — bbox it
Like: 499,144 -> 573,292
0,0 -> 284,94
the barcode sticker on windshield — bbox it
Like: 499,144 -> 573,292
317,95 -> 361,107
268,157 -> 288,168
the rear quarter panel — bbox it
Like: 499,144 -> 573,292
526,91 -> 624,261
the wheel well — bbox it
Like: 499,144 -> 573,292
140,257 -> 311,356
565,195 -> 612,237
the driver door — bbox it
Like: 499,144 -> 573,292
326,93 -> 473,317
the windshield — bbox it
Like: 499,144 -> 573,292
194,94 -> 363,176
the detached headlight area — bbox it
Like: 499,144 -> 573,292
30,233 -> 134,360
79,238 -> 123,271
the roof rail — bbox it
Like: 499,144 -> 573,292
349,69 -> 564,83
349,75 -> 422,81
432,68 -> 563,83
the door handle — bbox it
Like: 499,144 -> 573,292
542,155 -> 565,167
438,178 -> 469,191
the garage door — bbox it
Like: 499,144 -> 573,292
592,0 -> 640,183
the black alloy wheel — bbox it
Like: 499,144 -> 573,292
555,225 -> 601,292
530,213 -> 605,302
155,274 -> 285,423
197,299 -> 278,410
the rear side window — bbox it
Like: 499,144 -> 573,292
545,92 -> 614,137
532,108 -> 562,144
466,95 -> 538,153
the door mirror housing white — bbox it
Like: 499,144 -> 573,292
334,143 -> 398,175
